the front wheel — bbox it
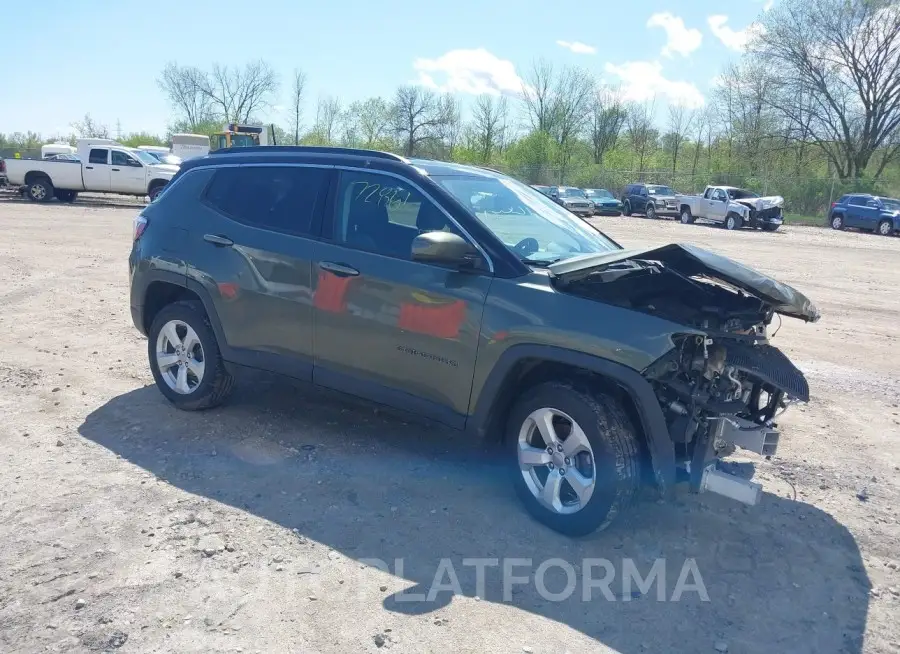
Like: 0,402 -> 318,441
623,201 -> 632,217
877,220 -> 893,236
27,178 -> 54,203
148,300 -> 234,411
761,223 -> 780,232
725,213 -> 743,230
508,381 -> 641,536
645,204 -> 657,220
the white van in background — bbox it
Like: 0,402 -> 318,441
171,133 -> 210,160
41,143 -> 77,159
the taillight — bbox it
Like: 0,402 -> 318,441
133,214 -> 148,241
831,202 -> 837,208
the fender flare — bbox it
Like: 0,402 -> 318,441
469,344 -> 676,497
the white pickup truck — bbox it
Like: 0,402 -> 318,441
677,185 -> 785,232
5,140 -> 178,203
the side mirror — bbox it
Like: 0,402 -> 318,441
411,231 -> 478,269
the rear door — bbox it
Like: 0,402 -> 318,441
311,168 -> 492,427
83,148 -> 111,191
110,150 -> 147,194
845,196 -> 868,228
191,163 -> 330,379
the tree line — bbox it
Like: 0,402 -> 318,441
3,0 -> 897,213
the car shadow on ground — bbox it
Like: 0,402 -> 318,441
78,372 -> 870,654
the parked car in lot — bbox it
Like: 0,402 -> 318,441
549,186 -> 594,217
828,194 -> 899,236
677,186 -> 784,231
583,188 -> 622,215
530,184 -> 552,197
621,183 -> 679,219
130,145 -> 819,536
4,139 -> 178,203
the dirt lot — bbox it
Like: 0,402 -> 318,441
0,199 -> 898,654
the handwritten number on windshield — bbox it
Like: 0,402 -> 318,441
351,181 -> 410,209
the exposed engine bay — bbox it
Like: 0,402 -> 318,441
549,243 -> 820,503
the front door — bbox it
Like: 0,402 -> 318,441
83,148 -> 111,191
110,150 -> 147,194
312,169 -> 492,427
709,188 -> 728,221
188,163 -> 330,380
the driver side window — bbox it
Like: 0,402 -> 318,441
712,189 -> 727,202
111,150 -> 139,167
333,171 -> 463,260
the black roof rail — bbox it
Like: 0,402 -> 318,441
207,145 -> 408,162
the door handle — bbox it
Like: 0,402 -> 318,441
319,261 -> 359,277
203,234 -> 234,247
85,166 -> 94,169
111,168 -> 120,172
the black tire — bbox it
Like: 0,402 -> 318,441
623,201 -> 632,216
147,300 -> 234,411
56,189 -> 78,203
507,381 -> 641,537
645,204 -> 657,220
680,207 -> 694,224
830,213 -> 844,230
761,223 -> 780,232
26,177 -> 54,203
148,183 -> 166,203
725,213 -> 743,230
877,220 -> 893,236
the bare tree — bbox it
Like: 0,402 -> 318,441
752,0 -> 900,179
200,60 -> 278,125
521,58 -> 558,133
348,97 -> 391,149
289,69 -> 307,145
715,62 -> 775,176
471,95 -> 509,163
313,96 -> 342,145
588,86 -> 627,165
71,113 -> 110,139
157,63 -> 213,131
690,108 -> 710,179
625,100 -> 658,174
436,94 -> 462,159
552,67 -> 594,177
392,86 -> 445,156
666,105 -> 695,174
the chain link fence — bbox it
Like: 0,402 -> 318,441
496,164 -> 900,223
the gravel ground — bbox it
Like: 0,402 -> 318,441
0,201 -> 898,654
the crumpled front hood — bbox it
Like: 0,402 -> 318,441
547,242 -> 821,323
734,195 -> 784,211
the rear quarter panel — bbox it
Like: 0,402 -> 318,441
4,159 -> 84,189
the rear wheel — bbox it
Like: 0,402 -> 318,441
148,183 -> 166,203
508,381 -> 641,536
725,213 -> 743,230
148,300 -> 234,410
831,214 -> 844,230
646,204 -> 657,220
680,207 -> 694,224
877,220 -> 893,236
27,178 -> 54,203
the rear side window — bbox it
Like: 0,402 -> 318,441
847,196 -> 868,207
204,165 -> 328,236
88,149 -> 108,164
837,195 -> 849,204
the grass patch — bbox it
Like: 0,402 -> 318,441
783,212 -> 827,227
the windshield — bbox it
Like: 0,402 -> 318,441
558,187 -> 586,198
435,175 -> 620,264
585,189 -> 614,199
647,185 -> 674,196
132,150 -> 160,165
879,198 -> 900,211
157,154 -> 182,165
727,188 -> 760,200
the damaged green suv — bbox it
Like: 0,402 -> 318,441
129,147 -> 820,536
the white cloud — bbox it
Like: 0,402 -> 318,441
646,13 -> 703,58
413,48 -> 524,96
707,15 -> 765,52
556,40 -> 597,55
603,60 -> 705,108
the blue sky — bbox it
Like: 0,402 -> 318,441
2,0 -> 773,137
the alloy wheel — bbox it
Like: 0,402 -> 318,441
155,319 -> 205,394
517,407 -> 596,515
